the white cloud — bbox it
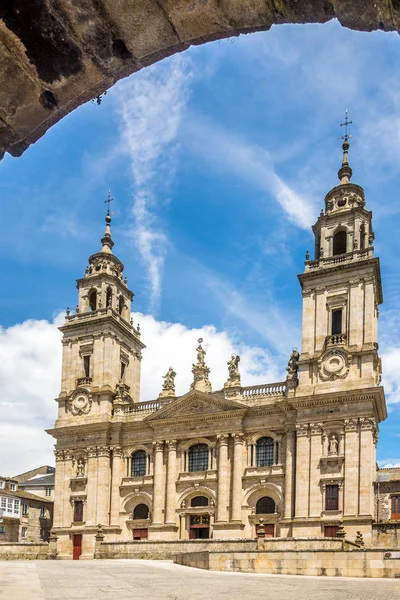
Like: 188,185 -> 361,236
115,55 -> 192,311
381,347 -> 400,405
0,313 -> 282,476
184,115 -> 316,229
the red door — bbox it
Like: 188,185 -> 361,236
324,526 -> 338,538
392,496 -> 400,520
73,534 -> 82,560
133,528 -> 148,540
264,524 -> 274,538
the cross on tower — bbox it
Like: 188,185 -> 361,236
340,109 -> 353,142
105,190 -> 113,215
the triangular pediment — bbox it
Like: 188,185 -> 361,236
144,389 -> 246,422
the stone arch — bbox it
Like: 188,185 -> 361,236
248,431 -> 281,444
122,490 -> 153,516
179,437 -> 215,451
0,2 -> 393,160
332,226 -> 348,256
244,482 -> 282,512
177,485 -> 216,506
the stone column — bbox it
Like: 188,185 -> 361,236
364,277 -> 375,344
301,290 -> 315,355
309,423 -> 323,518
165,440 -> 177,525
96,446 -> 111,525
284,429 -> 295,520
152,441 -> 165,525
231,433 -> 244,522
216,434 -> 229,522
344,419 -> 359,517
53,450 -> 65,527
86,446 -> 98,526
315,288 -> 327,352
110,446 -> 123,526
349,279 -> 362,346
62,449 -> 73,526
294,424 -> 310,518
359,417 -> 376,517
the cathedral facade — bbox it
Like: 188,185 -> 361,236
48,139 -> 387,560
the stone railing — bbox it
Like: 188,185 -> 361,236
76,376 -> 92,386
242,382 -> 286,399
306,247 -> 373,271
121,398 -> 172,415
324,333 -> 347,347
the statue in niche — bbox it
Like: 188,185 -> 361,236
328,434 -> 339,455
162,367 -> 176,393
227,354 -> 241,385
76,458 -> 85,477
286,348 -> 300,379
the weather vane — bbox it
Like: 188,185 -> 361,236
105,189 -> 113,215
340,109 -> 353,142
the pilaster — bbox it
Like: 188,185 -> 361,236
165,440 -> 177,525
231,433 -> 244,522
216,434 -> 229,522
53,450 -> 65,527
294,424 -> 310,518
284,429 -> 295,520
343,418 -> 359,517
152,441 -> 165,525
110,446 -> 122,526
86,446 -> 98,526
63,449 -> 73,526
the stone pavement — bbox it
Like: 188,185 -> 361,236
0,560 -> 400,600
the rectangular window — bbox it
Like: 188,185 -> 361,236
120,361 -> 126,380
22,503 -> 28,516
21,527 -> 27,539
331,309 -> 343,335
74,500 -> 84,522
391,496 -> 400,520
1,497 -> 6,510
0,526 -> 5,534
325,485 -> 339,511
40,507 -> 46,518
83,355 -> 90,378
9,483 -> 16,491
45,488 -> 52,497
14,499 -> 19,514
0,481 -> 3,488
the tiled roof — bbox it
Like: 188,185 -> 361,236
377,468 -> 400,482
19,473 -> 55,487
0,488 -> 53,503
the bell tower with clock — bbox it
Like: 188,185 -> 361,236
297,130 -> 382,395
49,201 -> 145,556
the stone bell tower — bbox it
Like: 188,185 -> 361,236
297,128 -> 382,396
56,206 -> 145,421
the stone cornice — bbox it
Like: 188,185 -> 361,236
59,312 -> 145,349
298,256 -> 383,305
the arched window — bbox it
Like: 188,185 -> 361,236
89,290 -> 97,312
256,437 -> 275,467
106,287 -> 112,307
131,450 -> 146,477
332,230 -> 347,256
256,496 -> 276,514
118,296 -> 124,315
133,503 -> 149,519
188,444 -> 209,473
191,496 -> 209,507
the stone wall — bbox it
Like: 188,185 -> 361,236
174,548 -> 400,578
0,542 -> 49,560
372,523 -> 400,548
95,539 -> 257,559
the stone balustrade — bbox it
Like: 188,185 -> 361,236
305,248 -> 373,271
242,382 -> 286,399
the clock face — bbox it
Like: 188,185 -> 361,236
70,391 -> 92,416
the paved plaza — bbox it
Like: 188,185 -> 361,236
1,560 -> 400,600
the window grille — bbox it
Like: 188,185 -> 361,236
45,488 -> 52,497
188,444 -> 209,472
325,485 -> 339,511
74,500 -> 83,522
256,496 -> 275,514
256,437 -> 274,467
131,450 -> 147,477
133,504 -> 149,519
191,496 -> 209,507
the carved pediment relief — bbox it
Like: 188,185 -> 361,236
145,390 -> 246,422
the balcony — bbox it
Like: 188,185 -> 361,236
178,470 -> 217,484
76,377 -> 92,386
305,247 -> 373,271
242,382 -> 286,400
324,333 -> 347,348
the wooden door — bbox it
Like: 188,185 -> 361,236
133,528 -> 148,540
73,534 -> 82,560
392,496 -> 400,520
264,524 -> 274,538
324,525 -> 338,538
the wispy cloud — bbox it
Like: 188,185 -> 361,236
115,55 -> 192,312
184,115 -> 317,228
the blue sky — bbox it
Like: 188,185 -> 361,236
1,19 -> 400,473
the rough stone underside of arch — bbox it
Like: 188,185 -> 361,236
0,0 -> 397,159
